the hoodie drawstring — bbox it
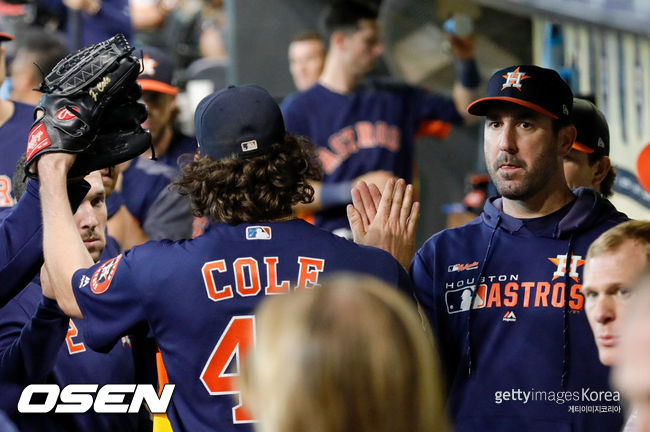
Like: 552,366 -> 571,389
467,215 -> 501,377
561,234 -> 576,387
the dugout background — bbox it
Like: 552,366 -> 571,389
222,0 -> 650,246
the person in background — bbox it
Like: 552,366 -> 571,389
136,46 -> 196,169
0,31 -> 36,213
288,30 -> 325,92
581,220 -> 650,367
563,98 -> 616,198
8,26 -> 67,105
282,0 -> 479,238
612,267 -> 650,432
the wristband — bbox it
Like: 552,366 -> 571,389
455,58 -> 480,89
320,181 -> 353,208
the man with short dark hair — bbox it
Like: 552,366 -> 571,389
36,85 -> 413,432
563,98 -> 616,197
0,171 -> 145,431
115,46 -> 196,244
282,0 -> 479,238
288,30 -> 325,92
351,64 -> 628,431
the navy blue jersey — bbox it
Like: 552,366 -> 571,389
156,131 -> 197,169
0,101 -> 34,211
0,180 -> 88,306
121,157 -> 192,240
0,245 -> 140,432
282,81 -> 463,233
106,190 -> 124,220
70,219 -> 411,432
411,188 -> 627,432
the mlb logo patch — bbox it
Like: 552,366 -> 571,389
241,140 -> 258,152
246,226 -> 271,240
445,285 -> 485,314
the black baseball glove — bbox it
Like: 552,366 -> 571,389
24,33 -> 151,178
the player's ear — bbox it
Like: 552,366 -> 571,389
558,124 -> 577,157
592,156 -> 611,186
330,31 -> 347,50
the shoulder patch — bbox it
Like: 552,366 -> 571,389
90,254 -> 123,294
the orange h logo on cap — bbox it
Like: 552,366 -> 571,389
140,55 -> 158,76
501,67 -> 531,91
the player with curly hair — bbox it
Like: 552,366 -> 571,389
35,84 -> 416,431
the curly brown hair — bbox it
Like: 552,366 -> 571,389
175,133 -> 323,224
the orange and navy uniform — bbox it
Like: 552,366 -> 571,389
282,80 -> 463,235
69,219 -> 411,432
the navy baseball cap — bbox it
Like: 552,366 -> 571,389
571,98 -> 609,157
195,85 -> 285,161
138,46 -> 178,95
467,65 -> 573,120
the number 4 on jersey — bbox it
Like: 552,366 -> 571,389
200,316 -> 256,424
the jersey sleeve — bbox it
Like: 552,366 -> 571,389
71,248 -> 148,353
412,87 -> 464,125
410,248 -> 437,329
142,188 -> 193,241
0,293 -> 69,383
280,95 -> 310,138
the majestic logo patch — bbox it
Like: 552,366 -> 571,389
140,55 -> 158,76
55,106 -> 79,121
549,254 -> 585,282
448,261 -> 479,273
90,254 -> 123,294
246,226 -> 271,240
241,140 -> 258,152
26,123 -> 52,162
78,275 -> 90,288
501,66 -> 531,91
503,311 -> 517,322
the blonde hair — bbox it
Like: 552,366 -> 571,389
586,220 -> 650,266
241,274 -> 448,432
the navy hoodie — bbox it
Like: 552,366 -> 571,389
412,188 -> 627,432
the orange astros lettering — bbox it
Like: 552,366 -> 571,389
448,281 -> 585,314
319,121 -> 401,174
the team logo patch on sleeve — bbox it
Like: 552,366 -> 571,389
90,254 -> 123,294
246,226 -> 271,240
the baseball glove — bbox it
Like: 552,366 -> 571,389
24,33 -> 152,178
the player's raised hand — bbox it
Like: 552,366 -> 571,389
349,180 -> 382,232
347,177 -> 420,270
